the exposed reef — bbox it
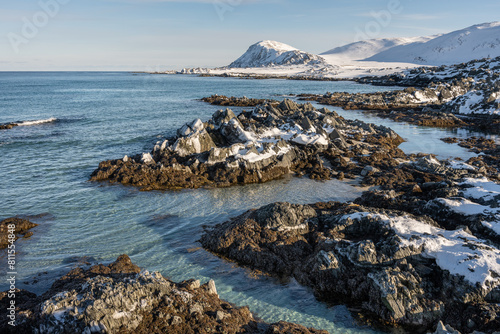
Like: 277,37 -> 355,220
201,197 -> 500,333
0,255 -> 327,334
0,123 -> 18,130
201,95 -> 278,107
90,99 -> 403,190
0,218 -> 38,250
200,145 -> 500,334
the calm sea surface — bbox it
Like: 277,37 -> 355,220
0,72 -> 492,333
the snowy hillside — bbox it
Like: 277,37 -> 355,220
321,36 -> 434,61
367,22 -> 500,65
173,22 -> 500,80
228,40 -> 327,68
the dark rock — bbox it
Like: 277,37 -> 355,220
91,100 -> 404,190
0,255 -> 328,334
0,217 -> 38,249
201,95 -> 277,107
0,123 -> 18,130
201,202 -> 500,333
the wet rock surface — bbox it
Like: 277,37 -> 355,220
201,198 -> 500,334
0,123 -> 18,130
0,255 -> 328,334
201,95 -> 278,107
0,217 -> 38,249
297,87 -> 470,129
90,99 -> 404,190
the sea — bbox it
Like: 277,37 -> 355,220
0,72 -> 493,333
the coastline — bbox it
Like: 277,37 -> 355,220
2,70 -> 499,334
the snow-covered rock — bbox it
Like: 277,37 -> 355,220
228,40 -> 327,68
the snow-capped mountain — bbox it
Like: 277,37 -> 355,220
321,36 -> 435,61
366,22 -> 500,65
228,40 -> 327,68
179,22 -> 500,79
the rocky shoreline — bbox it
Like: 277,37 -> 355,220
200,200 -> 500,334
197,140 -> 500,333
297,57 -> 500,134
296,91 -> 468,128
197,73 -> 351,81
201,58 -> 500,135
0,255 -> 328,334
190,120 -> 500,333
90,99 -> 403,190
440,137 -> 500,173
87,64 -> 500,333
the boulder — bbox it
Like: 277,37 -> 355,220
0,217 -> 38,249
172,130 -> 217,157
254,202 -> 316,231
0,255 -> 328,334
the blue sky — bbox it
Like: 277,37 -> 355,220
1,0 -> 499,71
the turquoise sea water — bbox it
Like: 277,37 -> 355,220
0,72 -> 492,333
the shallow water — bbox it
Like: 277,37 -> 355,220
0,72 -> 493,333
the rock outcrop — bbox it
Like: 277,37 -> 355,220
201,95 -> 278,107
200,201 -> 500,333
356,150 -> 500,242
0,217 -> 38,249
90,100 -> 404,190
0,123 -> 18,130
298,81 -> 471,129
0,255 -> 327,334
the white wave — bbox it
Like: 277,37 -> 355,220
15,117 -> 58,126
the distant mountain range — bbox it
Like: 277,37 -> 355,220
228,22 -> 500,68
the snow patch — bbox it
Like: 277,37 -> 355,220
447,160 -> 476,171
342,212 -> 500,289
437,198 -> 495,216
461,177 -> 500,202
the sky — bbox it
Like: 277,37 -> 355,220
1,0 -> 499,71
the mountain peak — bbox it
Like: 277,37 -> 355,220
228,40 -> 325,68
255,40 -> 298,52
